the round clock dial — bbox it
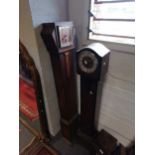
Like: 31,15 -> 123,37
78,50 -> 98,74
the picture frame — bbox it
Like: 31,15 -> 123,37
57,25 -> 74,48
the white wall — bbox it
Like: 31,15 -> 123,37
68,0 -> 135,147
29,0 -> 68,27
20,0 -> 69,136
28,0 -> 69,136
19,0 -> 40,71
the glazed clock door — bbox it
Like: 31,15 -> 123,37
78,50 -> 99,74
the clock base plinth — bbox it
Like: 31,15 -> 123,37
60,114 -> 79,143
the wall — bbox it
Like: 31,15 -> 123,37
68,0 -> 135,147
29,0 -> 68,27
28,0 -> 69,136
19,0 -> 40,71
29,0 -> 70,136
20,0 -> 69,136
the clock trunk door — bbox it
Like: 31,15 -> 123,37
59,50 -> 78,120
80,77 -> 98,136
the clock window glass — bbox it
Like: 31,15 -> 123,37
78,50 -> 98,74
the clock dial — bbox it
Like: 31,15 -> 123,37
78,50 -> 98,74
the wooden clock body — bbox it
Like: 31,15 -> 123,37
77,44 -> 120,155
77,43 -> 110,137
41,22 -> 78,142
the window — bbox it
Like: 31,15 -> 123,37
89,0 -> 135,45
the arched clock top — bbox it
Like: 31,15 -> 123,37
77,43 -> 110,80
78,43 -> 110,57
77,42 -> 111,137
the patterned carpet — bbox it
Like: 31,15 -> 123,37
19,122 -> 35,152
20,137 -> 59,155
20,122 -> 90,155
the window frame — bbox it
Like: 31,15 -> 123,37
88,0 -> 135,45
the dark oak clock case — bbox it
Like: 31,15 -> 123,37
41,22 -> 78,142
77,43 -> 119,155
77,43 -> 110,136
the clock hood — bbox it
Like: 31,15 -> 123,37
78,43 -> 110,57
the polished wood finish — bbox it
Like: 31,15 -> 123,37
76,45 -> 121,154
80,77 -> 98,136
77,49 -> 110,137
41,23 -> 78,142
19,40 -> 50,140
77,129 -> 119,155
94,129 -> 118,155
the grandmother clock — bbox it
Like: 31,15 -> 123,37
77,43 -> 119,155
41,22 -> 78,142
77,43 -> 110,137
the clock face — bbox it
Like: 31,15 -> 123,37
78,50 -> 98,74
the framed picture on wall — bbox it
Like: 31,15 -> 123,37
57,26 -> 74,48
